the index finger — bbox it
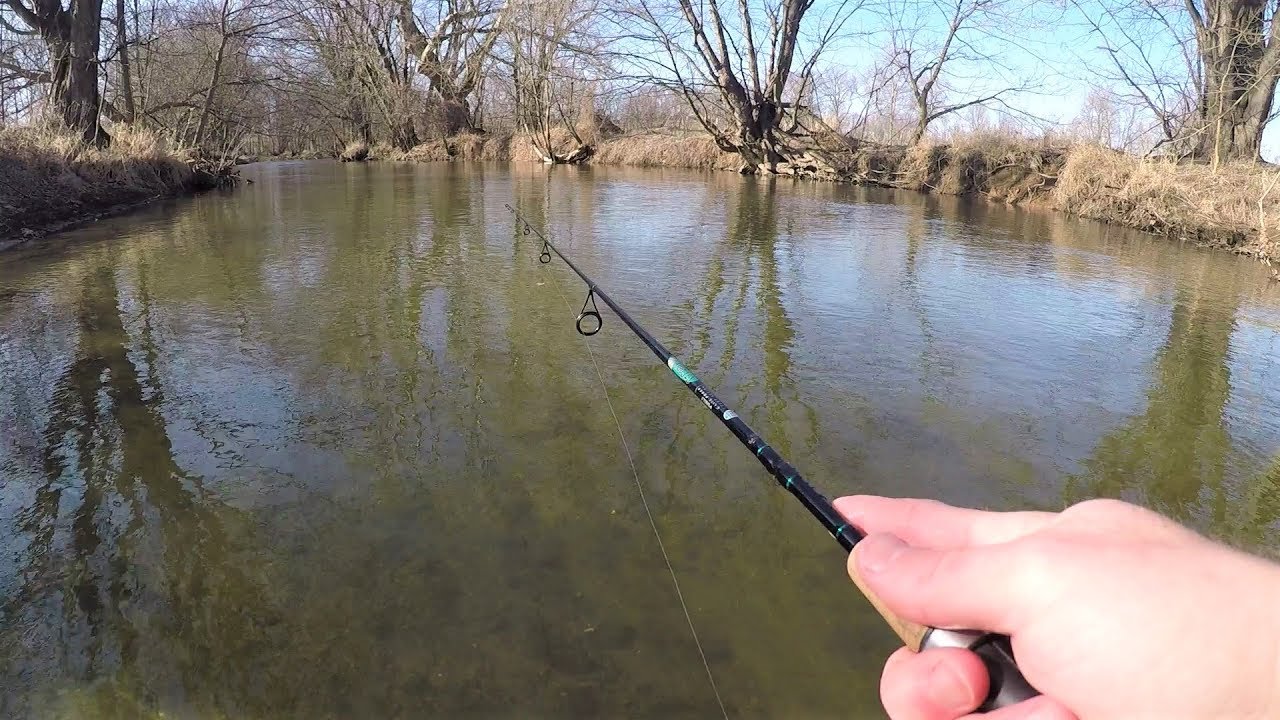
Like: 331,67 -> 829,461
834,495 -> 1056,549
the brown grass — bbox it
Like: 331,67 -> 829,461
894,137 -> 1064,203
448,132 -> 489,160
340,139 -> 370,162
375,129 -> 738,170
367,142 -> 395,161
593,132 -> 739,171
374,132 -> 518,162
1052,145 -> 1280,253
0,124 -> 197,241
505,129 -> 586,162
385,140 -> 451,162
846,143 -> 907,183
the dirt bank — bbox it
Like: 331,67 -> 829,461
0,126 -> 237,251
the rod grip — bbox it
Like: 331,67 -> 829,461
848,562 -> 930,650
849,564 -> 1040,712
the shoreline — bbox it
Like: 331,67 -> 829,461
1,188 -> 204,253
0,127 -> 237,253
0,168 -> 237,252
5,129 -> 1275,268
364,131 -> 1280,265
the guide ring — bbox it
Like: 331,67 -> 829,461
577,311 -> 602,336
577,290 -> 602,336
539,242 -> 552,264
524,223 -> 532,236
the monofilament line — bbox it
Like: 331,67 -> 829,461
540,249 -> 730,720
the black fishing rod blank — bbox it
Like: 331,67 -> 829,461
506,203 -> 1039,713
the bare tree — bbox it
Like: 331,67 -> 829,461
193,0 -> 241,147
117,0 -> 286,152
351,0 -> 424,149
108,0 -> 136,121
808,65 -> 861,134
1068,86 -> 1162,152
882,0 -> 1039,145
0,11 -> 46,120
1072,0 -> 1202,154
610,83 -> 696,130
398,0 -> 502,133
809,60 -> 909,141
504,0 -> 599,162
1185,0 -> 1279,162
3,0 -> 107,144
617,0 -> 861,173
288,0 -> 383,146
1076,0 -> 1279,162
303,0 -> 422,150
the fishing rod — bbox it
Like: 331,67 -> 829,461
505,203 -> 1039,712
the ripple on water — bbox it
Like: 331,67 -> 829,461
1,162 -> 1278,717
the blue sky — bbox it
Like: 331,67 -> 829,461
810,0 -> 1279,160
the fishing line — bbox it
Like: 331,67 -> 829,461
507,202 -> 1039,713
535,223 -> 730,720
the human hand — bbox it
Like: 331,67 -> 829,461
833,496 -> 1280,720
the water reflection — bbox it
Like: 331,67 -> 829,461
1065,257 -> 1280,545
2,252 -> 271,718
1,162 -> 1278,717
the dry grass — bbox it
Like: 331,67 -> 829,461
384,140 -> 451,162
0,124 -> 196,240
894,137 -> 1064,203
340,140 -> 370,162
450,131 -> 514,161
367,142 -> 395,161
846,143 -> 907,183
448,132 -> 489,160
377,129 -> 737,170
1052,145 -> 1280,253
897,143 -> 947,190
506,129 -> 584,162
593,132 -> 739,170
375,132 -> 516,162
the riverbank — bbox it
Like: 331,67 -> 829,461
0,127 -> 236,251
369,130 -> 1280,263
858,140 -> 1280,259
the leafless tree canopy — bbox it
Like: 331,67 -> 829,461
0,0 -> 1275,163
400,0 -> 501,133
881,0 -> 1042,144
5,0 -> 107,144
1076,0 -> 1279,161
613,0 -> 862,172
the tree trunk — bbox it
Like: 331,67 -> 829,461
1195,65 -> 1275,162
192,26 -> 230,149
910,94 -> 929,145
40,0 -> 108,145
1190,0 -> 1279,162
391,117 -> 418,151
439,97 -> 472,135
397,0 -> 497,135
114,0 -> 136,122
348,94 -> 373,145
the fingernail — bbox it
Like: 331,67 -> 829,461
856,533 -> 906,575
926,657 -> 979,714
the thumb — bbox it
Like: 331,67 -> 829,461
850,533 -> 1024,635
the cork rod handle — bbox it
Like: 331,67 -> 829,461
847,556 -> 1042,712
847,561 -> 931,650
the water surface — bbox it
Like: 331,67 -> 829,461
2,161 -> 1279,718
